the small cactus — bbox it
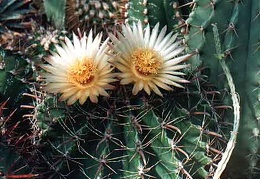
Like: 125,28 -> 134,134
66,0 -> 123,32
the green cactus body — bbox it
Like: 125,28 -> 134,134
139,109 -> 211,179
127,0 -> 179,31
29,77 -> 227,178
44,0 -> 66,28
0,49 -> 32,107
127,0 -> 148,24
186,0 -> 260,178
122,111 -> 144,177
233,0 -> 260,177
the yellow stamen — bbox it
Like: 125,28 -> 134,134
68,57 -> 96,86
132,48 -> 162,76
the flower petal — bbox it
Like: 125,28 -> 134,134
110,21 -> 192,96
41,30 -> 115,105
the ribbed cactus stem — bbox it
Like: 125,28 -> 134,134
123,112 -> 143,177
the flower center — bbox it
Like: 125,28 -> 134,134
132,48 -> 162,76
68,57 -> 97,85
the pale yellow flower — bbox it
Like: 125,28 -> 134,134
110,22 -> 192,96
41,31 -> 116,105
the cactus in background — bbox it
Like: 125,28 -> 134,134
65,0 -> 123,32
126,0 -> 193,33
44,0 -> 126,34
184,0 -> 259,178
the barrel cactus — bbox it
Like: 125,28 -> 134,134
0,0 -> 259,179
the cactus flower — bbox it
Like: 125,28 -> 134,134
110,21 -> 192,96
41,30 -> 116,105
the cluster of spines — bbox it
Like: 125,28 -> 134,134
66,0 -> 128,33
